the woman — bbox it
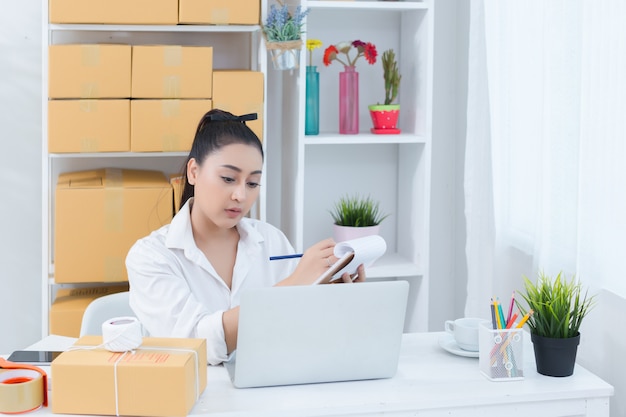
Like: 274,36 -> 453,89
126,109 -> 365,365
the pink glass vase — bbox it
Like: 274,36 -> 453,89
339,66 -> 359,134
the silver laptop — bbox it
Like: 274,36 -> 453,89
224,280 -> 409,388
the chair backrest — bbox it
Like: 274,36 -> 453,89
79,291 -> 135,336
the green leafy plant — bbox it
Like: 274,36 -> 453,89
516,271 -> 596,339
329,194 -> 389,227
381,48 -> 401,105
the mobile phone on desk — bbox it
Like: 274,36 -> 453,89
6,350 -> 63,365
314,252 -> 356,285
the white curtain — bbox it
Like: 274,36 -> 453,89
465,0 -> 626,313
466,1 -> 626,414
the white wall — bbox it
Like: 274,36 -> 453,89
429,0 -> 469,330
0,1 -> 43,353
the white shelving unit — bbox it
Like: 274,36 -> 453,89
41,4 -> 269,336
281,0 -> 434,331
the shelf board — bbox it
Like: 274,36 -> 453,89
306,1 -> 428,11
49,152 -> 189,158
304,132 -> 427,145
49,24 -> 261,33
366,252 -> 422,278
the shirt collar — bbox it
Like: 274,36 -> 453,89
165,197 -> 265,251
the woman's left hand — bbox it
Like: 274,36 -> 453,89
337,263 -> 366,283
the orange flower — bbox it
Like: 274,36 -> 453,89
323,40 -> 377,68
323,45 -> 339,66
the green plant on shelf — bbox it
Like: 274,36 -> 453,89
329,194 -> 389,227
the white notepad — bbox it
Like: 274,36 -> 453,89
314,235 -> 387,284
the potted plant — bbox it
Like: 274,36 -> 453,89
516,271 -> 596,377
329,194 -> 389,242
262,1 -> 309,71
368,48 -> 401,134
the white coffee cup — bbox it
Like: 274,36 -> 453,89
444,317 -> 483,351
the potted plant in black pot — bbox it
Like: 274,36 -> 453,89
516,271 -> 596,377
368,48 -> 401,134
329,194 -> 389,242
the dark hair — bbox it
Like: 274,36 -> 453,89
179,109 -> 264,210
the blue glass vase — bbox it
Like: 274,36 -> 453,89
305,66 -> 320,135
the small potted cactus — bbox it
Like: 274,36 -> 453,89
368,48 -> 401,134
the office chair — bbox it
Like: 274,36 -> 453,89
79,291 -> 135,336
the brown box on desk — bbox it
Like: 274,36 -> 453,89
54,169 -> 173,283
130,99 -> 212,152
51,336 -> 207,417
212,70 -> 264,141
48,44 -> 131,99
131,46 -> 213,99
179,0 -> 260,25
49,285 -> 129,337
48,99 -> 130,153
49,0 -> 178,25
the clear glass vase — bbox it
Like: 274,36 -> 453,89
339,65 -> 359,134
305,66 -> 320,135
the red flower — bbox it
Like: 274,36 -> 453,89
323,45 -> 338,66
364,43 -> 377,64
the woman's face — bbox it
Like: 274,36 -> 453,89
187,142 -> 263,230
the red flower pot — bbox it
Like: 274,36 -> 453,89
368,104 -> 401,134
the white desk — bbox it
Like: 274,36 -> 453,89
21,332 -> 614,417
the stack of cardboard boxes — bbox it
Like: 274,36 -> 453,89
50,0 -> 260,25
47,0 -> 265,343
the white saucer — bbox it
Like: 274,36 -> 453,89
438,333 -> 479,358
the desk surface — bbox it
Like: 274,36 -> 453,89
23,332 -> 614,417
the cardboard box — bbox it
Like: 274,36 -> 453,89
54,169 -> 173,283
52,336 -> 207,417
179,0 -> 260,25
131,99 -> 212,152
48,44 -> 131,99
50,284 -> 129,337
49,0 -> 178,25
48,100 -> 130,153
131,46 -> 213,99
212,70 -> 264,141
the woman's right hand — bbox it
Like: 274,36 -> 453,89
278,238 -> 338,286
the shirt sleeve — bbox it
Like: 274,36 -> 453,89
125,237 -> 230,365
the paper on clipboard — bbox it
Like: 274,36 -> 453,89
314,235 -> 386,284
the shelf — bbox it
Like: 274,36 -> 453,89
49,152 -> 189,158
306,1 -> 428,11
366,252 -> 422,278
303,133 -> 427,145
49,24 -> 261,33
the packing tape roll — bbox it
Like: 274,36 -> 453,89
102,316 -> 143,352
0,368 -> 45,414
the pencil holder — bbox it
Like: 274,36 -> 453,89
478,321 -> 524,381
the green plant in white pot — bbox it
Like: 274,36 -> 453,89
368,48 -> 401,134
516,271 -> 596,377
329,194 -> 389,242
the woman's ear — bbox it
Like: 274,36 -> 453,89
186,158 -> 198,186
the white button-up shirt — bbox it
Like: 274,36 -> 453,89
125,198 -> 299,365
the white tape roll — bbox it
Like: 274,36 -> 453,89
101,316 -> 143,352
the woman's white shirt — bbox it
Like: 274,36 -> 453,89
125,198 -> 299,365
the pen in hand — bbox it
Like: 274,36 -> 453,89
269,254 -> 303,261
